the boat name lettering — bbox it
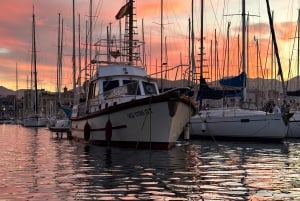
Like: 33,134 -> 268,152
127,108 -> 152,118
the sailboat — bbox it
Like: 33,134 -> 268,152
189,0 -> 290,139
285,9 -> 300,138
48,13 -> 71,133
69,0 -> 196,149
23,7 -> 48,127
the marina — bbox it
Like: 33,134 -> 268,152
1,124 -> 300,200
2,1 -> 300,200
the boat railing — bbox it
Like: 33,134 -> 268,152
94,38 -> 145,67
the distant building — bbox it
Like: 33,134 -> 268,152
0,95 -> 16,120
60,86 -> 74,107
17,87 -> 74,120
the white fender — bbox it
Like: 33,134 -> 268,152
183,124 -> 190,140
201,122 -> 206,132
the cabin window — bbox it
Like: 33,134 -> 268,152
88,81 -> 100,98
103,80 -> 119,92
123,80 -> 140,95
142,81 -> 157,95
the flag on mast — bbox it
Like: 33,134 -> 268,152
115,1 -> 131,20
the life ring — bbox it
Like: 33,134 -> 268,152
84,122 -> 90,141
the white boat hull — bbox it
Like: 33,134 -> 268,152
190,108 -> 288,139
287,111 -> 300,138
71,97 -> 194,149
49,119 -> 71,133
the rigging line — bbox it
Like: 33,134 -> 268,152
137,96 -> 153,149
286,0 -> 296,66
257,39 -> 265,80
287,24 -> 298,81
263,31 -> 271,79
93,0 -> 103,25
90,1 -> 102,41
161,0 -> 185,58
208,0 -> 223,32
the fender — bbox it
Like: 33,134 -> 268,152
84,122 -> 90,141
105,119 -> 112,144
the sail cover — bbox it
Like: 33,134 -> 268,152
219,72 -> 246,88
196,77 -> 242,101
287,90 -> 300,97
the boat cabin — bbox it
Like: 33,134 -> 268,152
72,64 -> 159,117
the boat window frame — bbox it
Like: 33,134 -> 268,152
142,81 -> 158,95
103,80 -> 120,92
88,80 -> 100,99
123,80 -> 141,95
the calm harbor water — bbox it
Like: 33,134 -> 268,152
1,124 -> 300,200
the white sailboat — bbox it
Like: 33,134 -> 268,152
69,0 -> 196,149
189,0 -> 290,139
48,13 -> 71,133
285,10 -> 300,138
23,7 -> 48,127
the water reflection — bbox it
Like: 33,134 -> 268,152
1,125 -> 300,200
180,140 -> 294,200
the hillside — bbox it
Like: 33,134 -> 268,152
0,86 -> 25,99
0,86 -> 15,96
0,76 -> 299,99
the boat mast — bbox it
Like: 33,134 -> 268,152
15,62 -> 18,121
242,0 -> 246,102
57,13 -> 61,109
199,0 -> 204,107
215,29 -> 218,86
161,0 -> 163,89
226,22 -> 231,78
32,6 -> 38,115
72,0 -> 76,104
200,0 -> 204,82
128,0 -> 133,63
265,0 -> 286,98
89,0 -> 93,76
191,0 -> 196,85
297,9 -> 300,88
78,14 -> 81,88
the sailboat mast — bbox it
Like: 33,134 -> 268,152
198,0 -> 204,107
57,13 -> 61,106
89,0 -> 93,78
89,0 -> 92,68
78,14 -> 81,88
297,9 -> 300,88
160,0 -> 163,89
32,7 -> 38,115
265,0 -> 286,98
191,0 -> 196,85
60,19 -> 64,102
72,0 -> 76,103
15,62 -> 18,120
200,0 -> 204,80
242,0 -> 246,102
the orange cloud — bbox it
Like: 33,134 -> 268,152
0,0 -> 298,92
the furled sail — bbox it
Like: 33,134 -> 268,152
287,90 -> 300,97
219,72 -> 246,88
196,77 -> 242,101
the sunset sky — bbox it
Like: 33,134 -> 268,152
1,0 -> 300,91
